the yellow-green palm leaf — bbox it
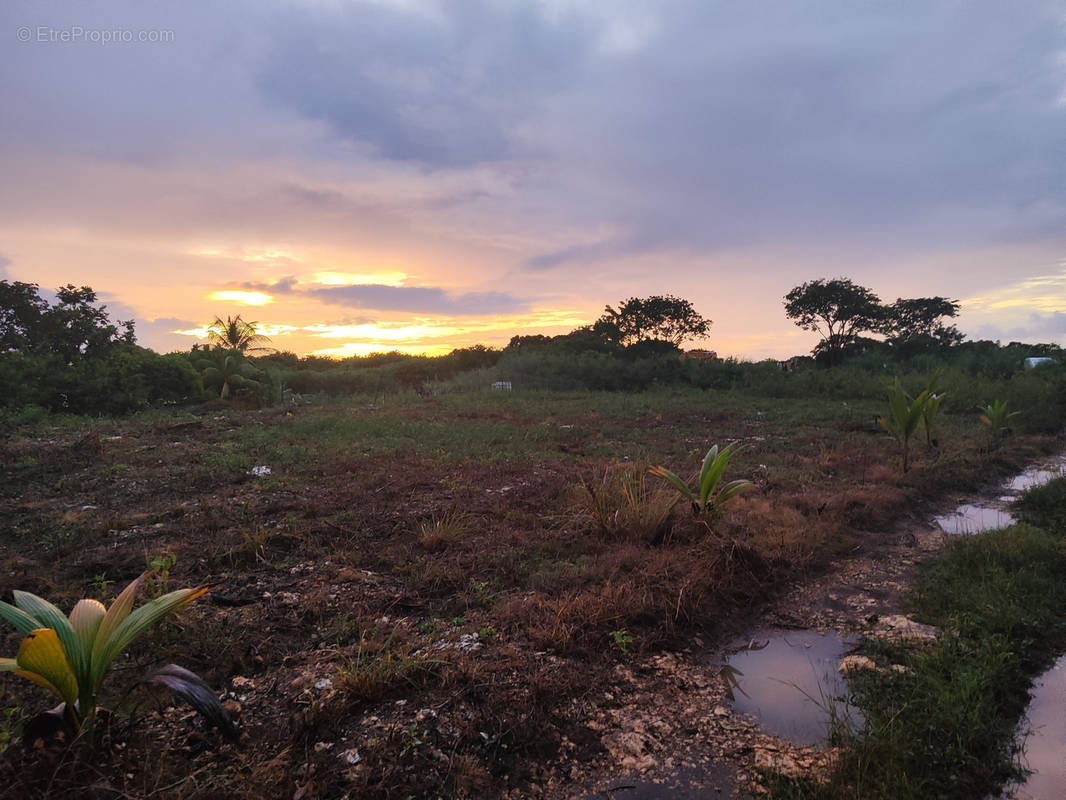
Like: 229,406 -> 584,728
14,628 -> 79,707
91,586 -> 210,687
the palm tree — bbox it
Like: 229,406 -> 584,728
199,349 -> 265,399
199,315 -> 272,399
206,315 -> 272,354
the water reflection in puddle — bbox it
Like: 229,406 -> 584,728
1007,458 -> 1066,493
724,630 -> 858,747
934,505 -> 1016,535
1008,656 -> 1066,800
934,456 -> 1065,536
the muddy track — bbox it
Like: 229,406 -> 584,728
527,461 -> 1057,800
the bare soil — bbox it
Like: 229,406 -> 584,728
0,399 -> 1053,799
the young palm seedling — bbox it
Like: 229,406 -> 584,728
918,373 -> 948,447
648,442 -> 756,518
920,389 -> 947,447
879,379 -> 930,472
0,572 -> 235,737
979,399 -> 1020,450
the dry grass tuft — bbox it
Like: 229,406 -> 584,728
417,508 -> 469,552
573,462 -> 677,545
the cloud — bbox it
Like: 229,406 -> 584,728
973,312 -> 1066,344
0,1 -> 1062,359
238,275 -> 529,315
305,284 -> 527,315
257,1 -> 596,167
248,1 -> 1066,269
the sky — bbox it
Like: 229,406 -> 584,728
1,0 -> 1064,359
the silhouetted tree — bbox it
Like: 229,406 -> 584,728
881,297 -> 963,356
784,279 -> 883,364
595,295 -> 711,347
0,281 -> 198,412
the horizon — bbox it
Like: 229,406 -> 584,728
3,1 -> 1063,360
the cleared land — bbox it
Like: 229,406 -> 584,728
0,388 -> 1056,798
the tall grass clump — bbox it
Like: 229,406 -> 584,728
578,463 -> 676,545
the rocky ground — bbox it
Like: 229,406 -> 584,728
520,506 -> 976,798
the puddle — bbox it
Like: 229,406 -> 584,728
931,454 -> 1066,798
935,457 -> 1066,535
1006,457 -> 1066,494
934,504 -> 1017,535
1007,656 -> 1066,800
723,630 -> 858,747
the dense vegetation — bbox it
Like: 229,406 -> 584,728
2,282 -> 1065,436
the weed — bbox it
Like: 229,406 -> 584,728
609,628 -> 634,653
0,704 -> 26,756
239,526 -> 272,564
400,722 -> 427,757
478,625 -> 497,640
144,551 -> 177,598
468,579 -> 495,606
89,573 -> 112,600
335,629 -> 438,702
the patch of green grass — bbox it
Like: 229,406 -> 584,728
199,444 -> 253,476
772,523 -> 1066,800
0,705 -> 26,756
1014,475 -> 1066,535
335,631 -> 440,702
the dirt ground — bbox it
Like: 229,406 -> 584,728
510,514 -> 947,799
0,399 -> 1054,799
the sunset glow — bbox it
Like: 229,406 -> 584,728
208,290 -> 275,306
1,2 -> 1062,359
312,271 -> 409,288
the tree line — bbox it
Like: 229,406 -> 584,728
783,278 -> 962,364
0,279 -> 1057,416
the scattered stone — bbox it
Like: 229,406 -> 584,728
838,654 -> 879,674
873,614 -> 938,643
602,731 -> 656,772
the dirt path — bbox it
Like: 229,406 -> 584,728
519,507 -> 956,799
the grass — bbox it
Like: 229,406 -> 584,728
1014,474 -> 1066,534
576,462 -> 677,544
770,515 -> 1066,800
334,629 -> 440,703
